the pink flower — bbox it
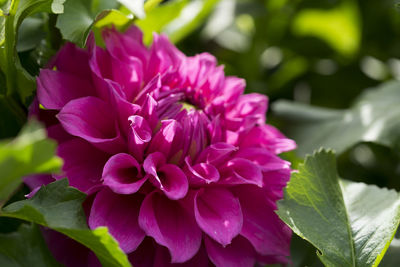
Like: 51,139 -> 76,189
33,26 -> 296,266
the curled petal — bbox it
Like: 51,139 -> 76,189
219,158 -> 263,187
144,152 -> 188,200
139,192 -> 202,263
103,153 -> 147,194
57,96 -> 124,153
196,142 -> 237,166
147,119 -> 182,159
194,188 -> 242,246
89,188 -> 145,253
184,157 -> 219,185
235,147 -> 291,172
128,115 -> 152,161
239,124 -> 297,154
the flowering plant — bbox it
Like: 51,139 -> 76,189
1,1 -> 400,267
29,26 -> 296,266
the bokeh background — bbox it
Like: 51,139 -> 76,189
4,0 -> 400,265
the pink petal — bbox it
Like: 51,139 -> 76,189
194,188 -> 242,246
219,158 -> 263,187
57,138 -> 110,194
89,188 -> 145,253
49,43 -> 91,78
147,34 -> 184,81
196,143 -> 237,166
139,192 -> 202,263
205,236 -> 255,267
239,124 -> 297,154
102,153 -> 147,194
57,96 -> 124,153
127,115 -> 152,161
232,185 -> 291,257
37,70 -> 94,110
147,119 -> 182,159
184,157 -> 220,186
144,152 -> 189,200
235,147 -> 291,172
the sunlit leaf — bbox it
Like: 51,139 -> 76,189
1,179 -> 131,267
277,149 -> 400,267
0,120 -> 62,208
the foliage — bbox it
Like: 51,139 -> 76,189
1,0 -> 400,265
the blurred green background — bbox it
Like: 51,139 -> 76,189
4,0 -> 400,265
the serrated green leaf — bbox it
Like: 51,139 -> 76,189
1,179 -> 131,267
0,223 -> 60,267
0,120 -> 62,208
272,81 -> 400,156
55,0 -> 128,47
276,149 -> 400,267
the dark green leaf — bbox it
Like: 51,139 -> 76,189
0,120 -> 62,208
55,0 -> 130,47
0,223 -> 60,267
273,81 -> 400,156
1,179 -> 131,267
277,149 -> 400,267
0,0 -> 66,103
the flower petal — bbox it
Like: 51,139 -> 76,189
37,70 -> 94,110
196,142 -> 237,166
184,157 -> 220,186
239,124 -> 297,154
89,188 -> 145,253
103,153 -> 147,194
147,119 -> 182,159
57,138 -> 110,194
57,96 -> 123,153
204,236 -> 255,267
232,185 -> 291,256
139,192 -> 202,263
219,158 -> 263,187
144,152 -> 188,200
195,188 -> 242,246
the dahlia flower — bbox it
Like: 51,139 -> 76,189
30,26 -> 296,266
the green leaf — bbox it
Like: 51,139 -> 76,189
272,81 -> 400,156
0,0 -> 66,103
0,120 -> 62,208
56,0 -> 134,47
1,179 -> 131,267
276,149 -> 400,267
0,223 -> 60,267
135,0 -> 188,45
